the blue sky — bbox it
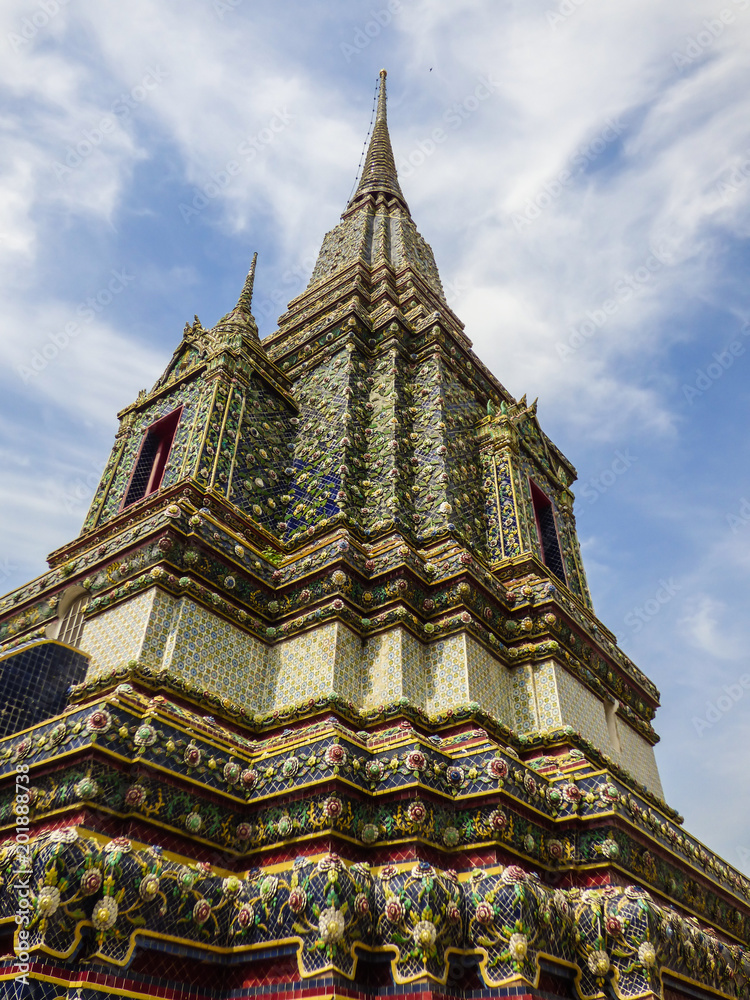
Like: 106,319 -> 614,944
0,0 -> 749,872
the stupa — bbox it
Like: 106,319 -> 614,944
0,71 -> 747,1000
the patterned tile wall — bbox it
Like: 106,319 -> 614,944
362,629 -> 406,707
266,622 -> 338,710
465,633 -> 513,723
615,716 -> 664,797
81,590 -> 159,679
532,659 -> 564,731
554,662 -> 612,754
162,597 -> 267,706
510,664 -> 538,733
332,623 -> 363,705
424,635 -> 470,715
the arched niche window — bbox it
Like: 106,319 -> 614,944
45,585 -> 89,649
123,407 -> 182,508
529,479 -> 566,582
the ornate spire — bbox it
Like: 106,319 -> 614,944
212,252 -> 260,344
347,69 -> 408,212
238,252 -> 258,313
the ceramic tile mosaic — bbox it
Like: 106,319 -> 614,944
161,596 -> 267,706
362,628 -> 407,707
616,715 -> 664,797
465,632 -> 513,722
554,662 -> 612,753
80,589 -> 159,679
424,634 -> 470,715
510,662 -> 538,733
532,658 -> 564,731
266,621 -> 339,710
332,622 -> 363,704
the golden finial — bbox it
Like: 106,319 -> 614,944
238,252 -> 258,312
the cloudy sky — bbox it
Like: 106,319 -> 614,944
0,1 -> 749,872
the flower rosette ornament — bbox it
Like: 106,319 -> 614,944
86,709 -> 111,735
192,899 -> 212,926
240,767 -> 258,791
36,885 -> 61,918
92,896 -> 119,933
288,887 -> 307,914
323,795 -> 343,821
561,782 -> 582,807
406,800 -> 427,827
365,759 -> 384,782
133,723 -> 157,748
223,761 -> 240,785
318,906 -> 346,947
405,750 -> 427,772
183,743 -> 202,768
80,867 -> 103,896
124,784 -> 147,808
486,756 -> 508,781
324,743 -> 347,769
282,755 -> 299,779
488,809 -> 508,835
139,874 -> 160,902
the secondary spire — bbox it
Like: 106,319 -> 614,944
347,69 -> 408,212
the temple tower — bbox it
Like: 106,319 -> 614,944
0,71 -> 747,1000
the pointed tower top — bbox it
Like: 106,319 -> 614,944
347,69 -> 408,213
212,252 -> 260,344
238,251 -> 258,313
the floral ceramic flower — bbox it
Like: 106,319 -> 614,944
80,868 -> 103,895
475,901 -> 494,925
259,876 -> 278,901
447,903 -> 461,923
324,796 -> 343,819
562,783 -> 582,803
407,801 -> 427,824
405,750 -> 426,771
139,875 -> 160,902
548,839 -> 564,860
193,899 -> 212,925
237,903 -> 254,928
325,744 -> 347,767
277,815 -> 293,836
184,744 -> 201,767
125,784 -> 147,807
185,811 -> 202,833
236,822 -> 252,841
446,766 -> 464,787
288,887 -> 307,913
74,777 -> 100,799
49,723 -> 67,745
282,756 -> 299,778
354,893 -> 370,916
134,724 -> 157,747
509,932 -> 528,961
442,827 -> 460,848
365,760 -> 384,781
413,920 -> 437,948
92,896 -> 118,930
587,950 -> 610,976
223,762 -> 240,785
222,876 -> 242,898
319,907 -> 345,944
37,886 -> 60,916
240,768 -> 258,789
104,837 -> 131,855
385,898 -> 404,923
524,774 -> 537,795
317,853 -> 342,872
380,865 -> 398,882
86,710 -> 111,734
502,865 -> 527,884
360,824 -> 379,845
638,941 -> 657,967
486,757 -> 508,780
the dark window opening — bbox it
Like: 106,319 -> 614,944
123,408 -> 182,508
530,480 -> 566,582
